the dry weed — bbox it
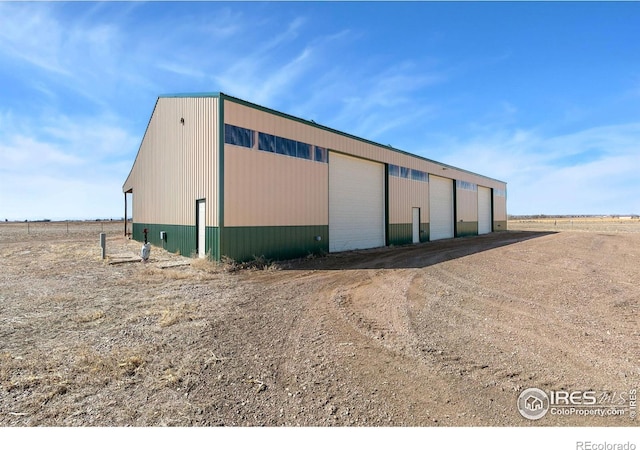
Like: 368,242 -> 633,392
190,255 -> 221,274
75,347 -> 147,380
42,383 -> 69,405
158,310 -> 182,327
49,293 -> 75,303
157,301 -> 198,327
220,255 -> 280,272
132,266 -> 168,284
1,352 -> 67,394
160,368 -> 181,387
118,355 -> 144,377
161,269 -> 193,280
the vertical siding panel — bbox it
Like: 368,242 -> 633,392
492,190 -> 507,231
224,146 -> 328,226
388,177 -> 429,225
455,184 -> 478,223
126,96 -> 219,245
455,183 -> 479,237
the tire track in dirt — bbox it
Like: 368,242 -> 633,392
404,261 -> 638,424
404,269 -> 547,420
329,270 -> 422,355
269,268 -> 488,425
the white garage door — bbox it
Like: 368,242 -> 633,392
329,152 -> 385,252
429,175 -> 454,240
478,186 -> 492,235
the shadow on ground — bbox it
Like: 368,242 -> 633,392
284,231 -> 556,271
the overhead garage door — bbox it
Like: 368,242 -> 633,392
478,186 -> 492,235
329,152 -> 385,252
429,175 -> 454,240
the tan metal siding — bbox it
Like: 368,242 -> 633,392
456,185 -> 478,223
125,97 -> 218,226
388,176 -> 429,224
224,100 -> 506,193
493,190 -> 507,221
224,146 -> 328,226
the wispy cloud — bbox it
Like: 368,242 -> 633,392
156,62 -> 207,80
0,111 -> 138,220
1,2 -> 638,220
1,135 -> 83,170
211,15 -> 322,106
434,123 -> 640,215
0,3 -> 173,109
0,3 -> 71,76
0,171 -> 127,221
330,61 -> 445,140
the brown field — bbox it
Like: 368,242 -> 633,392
0,219 -> 638,426
509,217 -> 640,234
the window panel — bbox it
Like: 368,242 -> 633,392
314,146 -> 327,163
276,136 -> 297,156
258,132 -> 276,153
224,124 -> 254,148
233,128 -> 325,164
457,180 -> 477,191
410,169 -> 428,182
296,142 -> 311,160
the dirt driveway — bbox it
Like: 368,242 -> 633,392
0,221 -> 638,426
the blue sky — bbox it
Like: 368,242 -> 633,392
1,1 -> 639,220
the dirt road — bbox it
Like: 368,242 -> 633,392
0,221 -> 638,426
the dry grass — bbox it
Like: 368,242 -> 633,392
156,302 -> 198,327
74,310 -> 106,323
189,254 -> 221,273
1,220 -> 638,426
0,344 -> 148,408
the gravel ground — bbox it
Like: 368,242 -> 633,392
0,220 -> 638,426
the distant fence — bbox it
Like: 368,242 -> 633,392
0,220 -> 128,237
508,217 -> 640,233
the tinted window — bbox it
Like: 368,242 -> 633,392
411,169 -> 428,182
297,142 -> 311,160
258,132 -> 276,153
276,136 -> 297,156
224,124 -> 254,148
314,146 -> 327,162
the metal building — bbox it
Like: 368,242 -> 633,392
122,93 -> 507,261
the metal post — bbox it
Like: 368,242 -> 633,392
100,233 -> 106,259
124,193 -> 128,237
